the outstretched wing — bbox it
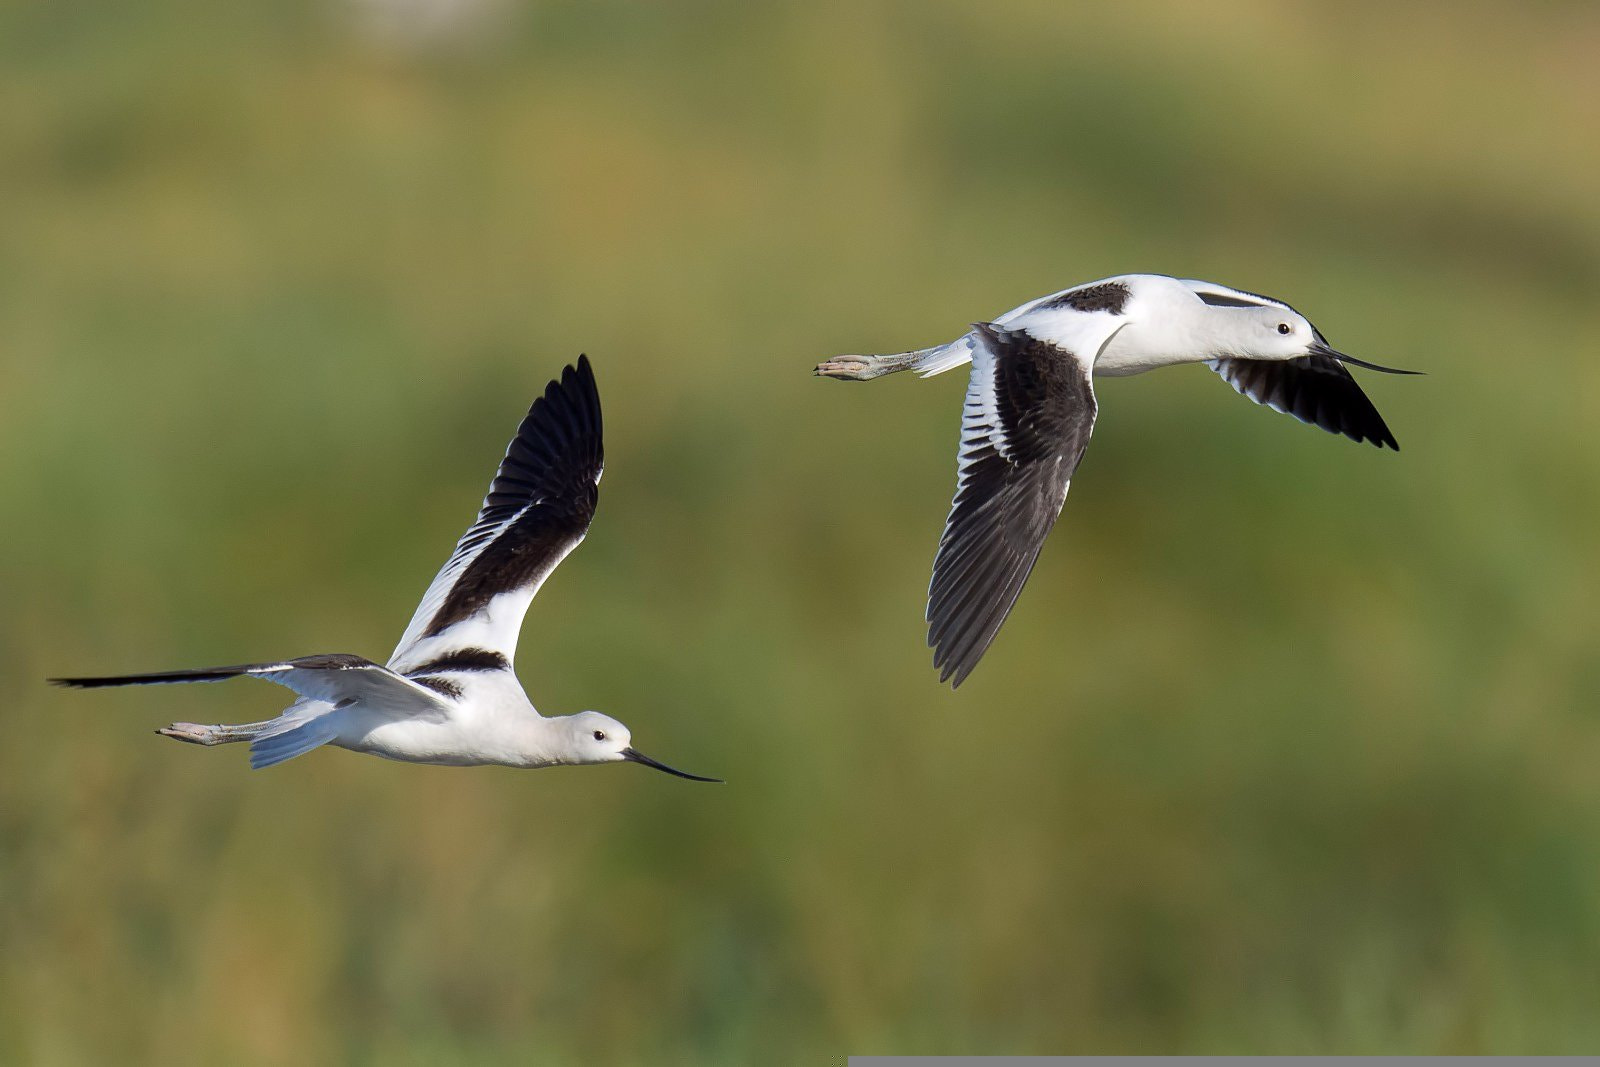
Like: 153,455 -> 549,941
1207,356 -> 1398,449
387,357 -> 604,674
1175,279 -> 1401,450
50,654 -> 452,720
927,322 -> 1107,688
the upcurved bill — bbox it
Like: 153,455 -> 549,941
1307,339 -> 1422,375
622,747 -> 722,782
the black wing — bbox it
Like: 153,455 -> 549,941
928,323 -> 1098,688
388,356 -> 604,670
1208,355 -> 1398,450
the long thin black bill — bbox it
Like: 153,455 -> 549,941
1310,340 -> 1423,375
622,747 -> 722,782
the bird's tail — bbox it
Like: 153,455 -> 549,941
912,337 -> 977,378
247,717 -> 340,770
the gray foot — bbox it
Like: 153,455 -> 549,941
157,722 -> 226,746
814,353 -> 913,381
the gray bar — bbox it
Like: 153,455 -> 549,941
850,1059 -> 1600,1066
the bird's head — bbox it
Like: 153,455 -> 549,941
1222,305 -> 1320,360
564,710 -> 721,781
1212,302 -> 1419,375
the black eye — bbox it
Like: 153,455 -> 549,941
1277,322 -> 1292,335
593,730 -> 606,741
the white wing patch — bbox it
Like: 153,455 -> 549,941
256,661 -> 453,720
385,357 -> 603,673
387,494 -> 547,663
961,337 -> 1011,461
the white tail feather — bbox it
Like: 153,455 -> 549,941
249,718 -> 340,770
913,337 -> 977,378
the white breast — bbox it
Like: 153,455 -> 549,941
334,672 -> 551,767
1092,329 -> 1182,377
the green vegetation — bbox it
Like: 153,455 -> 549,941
4,2 -> 1599,1061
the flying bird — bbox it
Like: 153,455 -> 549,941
53,356 -> 720,781
815,274 -> 1418,688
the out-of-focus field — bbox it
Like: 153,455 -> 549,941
4,2 -> 1599,1061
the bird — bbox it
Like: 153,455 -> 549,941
52,356 -> 720,781
815,274 -> 1419,689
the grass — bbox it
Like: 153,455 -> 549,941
4,1 -> 1600,1061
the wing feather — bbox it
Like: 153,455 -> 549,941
926,323 -> 1102,688
1175,280 -> 1400,450
387,357 -> 604,672
1208,355 -> 1398,449
51,654 -> 452,720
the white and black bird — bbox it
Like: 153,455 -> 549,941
815,274 -> 1418,688
53,356 -> 720,781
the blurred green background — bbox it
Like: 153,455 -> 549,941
5,1 -> 1599,1061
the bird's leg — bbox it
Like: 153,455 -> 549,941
814,351 -> 918,381
157,721 -> 262,746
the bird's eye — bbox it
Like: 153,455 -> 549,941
593,730 -> 606,741
1277,322 -> 1292,335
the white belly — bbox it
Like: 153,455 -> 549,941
333,707 -> 540,767
1092,349 -> 1169,377
1092,321 -> 1212,377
